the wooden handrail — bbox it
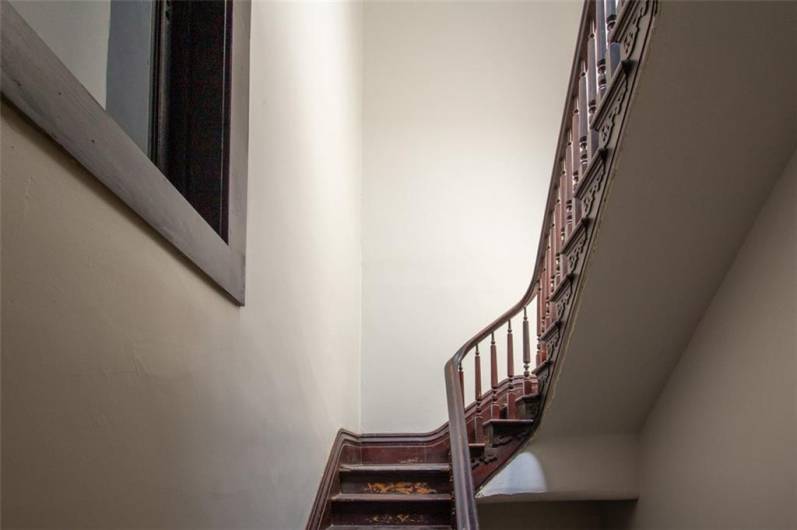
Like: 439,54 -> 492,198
443,1 -> 633,527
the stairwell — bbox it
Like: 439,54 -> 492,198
310,0 -> 796,526
308,376 -> 542,529
308,0 -> 657,527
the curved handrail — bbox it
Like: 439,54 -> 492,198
443,0 -> 620,527
444,279 -> 539,529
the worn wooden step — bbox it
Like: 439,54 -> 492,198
328,526 -> 452,530
330,493 -> 452,526
482,419 -> 534,446
515,394 -> 542,419
339,463 -> 450,474
468,442 -> 485,458
327,526 -> 452,530
339,463 -> 451,494
332,493 -> 451,503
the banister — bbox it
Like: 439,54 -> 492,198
443,1 -> 612,528
444,284 -> 538,530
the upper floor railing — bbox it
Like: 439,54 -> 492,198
443,0 -> 648,527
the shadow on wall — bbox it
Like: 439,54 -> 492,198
478,500 -> 636,530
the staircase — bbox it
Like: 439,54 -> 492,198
309,0 -> 659,528
307,375 -> 543,529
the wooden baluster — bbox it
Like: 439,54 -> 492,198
545,230 -> 556,320
571,99 -> 581,191
562,158 -> 569,233
540,256 -> 546,334
537,324 -> 546,365
537,339 -> 545,366
523,306 -> 534,394
606,0 -> 618,35
474,344 -> 483,442
564,130 -> 575,239
606,0 -> 622,77
474,344 -> 482,401
506,319 -> 515,379
536,281 -> 543,345
595,0 -> 609,99
553,191 -> 561,288
587,19 -> 599,158
578,60 -> 589,175
490,332 -> 500,418
458,362 -> 464,406
506,319 -> 516,418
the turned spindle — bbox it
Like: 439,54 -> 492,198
490,333 -> 500,418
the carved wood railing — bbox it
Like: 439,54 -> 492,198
444,0 -> 658,527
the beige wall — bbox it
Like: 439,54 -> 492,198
1,2 -> 362,528
625,150 -> 797,529
361,0 -> 581,432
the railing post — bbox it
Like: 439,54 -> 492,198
606,0 -> 622,77
571,98 -> 581,190
587,18 -> 599,158
523,306 -> 534,394
565,131 -> 575,239
506,319 -> 516,418
596,0 -> 609,98
578,60 -> 589,176
473,344 -> 483,442
490,333 -> 500,418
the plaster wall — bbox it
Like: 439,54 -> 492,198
361,0 -> 581,432
1,2 -> 363,528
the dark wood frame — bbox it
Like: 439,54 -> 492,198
0,0 -> 250,304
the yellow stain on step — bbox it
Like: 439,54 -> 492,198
365,481 -> 437,494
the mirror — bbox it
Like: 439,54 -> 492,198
10,0 -> 156,155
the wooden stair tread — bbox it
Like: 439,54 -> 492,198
482,418 -> 534,428
328,526 -> 452,530
331,493 -> 451,503
339,463 -> 449,473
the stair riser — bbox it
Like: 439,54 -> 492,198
358,445 -> 449,465
331,501 -> 451,526
340,475 -> 451,495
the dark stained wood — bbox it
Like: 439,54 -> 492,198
578,61 -> 589,174
522,307 -> 531,378
474,344 -> 482,401
596,0 -> 609,95
489,333 -> 500,419
505,320 -> 516,418
606,0 -> 622,75
307,375 -> 541,529
440,1 -> 659,528
587,22 -> 599,158
506,320 -> 514,379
